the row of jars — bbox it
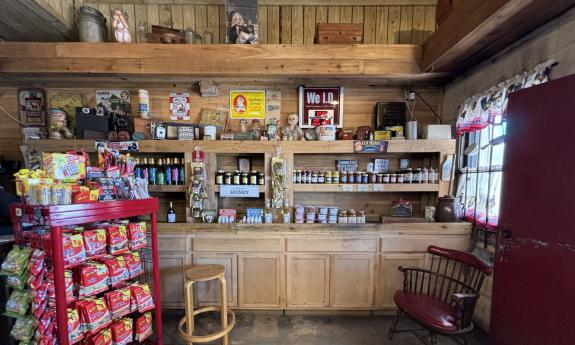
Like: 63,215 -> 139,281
293,168 -> 439,184
215,170 -> 265,185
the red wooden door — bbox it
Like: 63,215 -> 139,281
491,74 -> 575,344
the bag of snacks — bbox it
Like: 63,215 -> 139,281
10,317 -> 35,342
37,309 -> 52,334
67,308 -> 83,344
78,262 -> 109,297
27,267 -> 45,290
135,312 -> 153,342
106,225 -> 128,255
84,229 -> 107,258
110,318 -> 133,345
104,287 -> 132,319
130,283 -> 154,313
77,298 -> 112,333
1,246 -> 32,275
27,249 -> 45,276
121,252 -> 144,279
46,270 -> 75,303
127,222 -> 147,250
6,272 -> 27,290
101,256 -> 129,287
85,329 -> 113,345
5,289 -> 31,317
62,233 -> 86,266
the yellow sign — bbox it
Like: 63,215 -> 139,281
229,90 -> 266,119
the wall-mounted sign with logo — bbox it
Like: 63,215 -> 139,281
298,86 -> 344,128
352,140 -> 388,153
230,90 -> 266,119
219,185 -> 260,198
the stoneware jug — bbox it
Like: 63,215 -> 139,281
435,195 -> 464,222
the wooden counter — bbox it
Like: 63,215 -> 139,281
147,221 -> 471,311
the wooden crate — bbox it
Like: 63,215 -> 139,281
316,23 -> 363,44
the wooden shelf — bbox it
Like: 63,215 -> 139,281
0,43 -> 449,87
215,185 -> 266,193
27,139 -> 455,155
148,185 -> 186,193
293,183 -> 439,193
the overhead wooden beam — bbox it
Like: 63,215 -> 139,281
422,0 -> 575,73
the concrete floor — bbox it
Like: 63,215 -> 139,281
162,311 -> 490,345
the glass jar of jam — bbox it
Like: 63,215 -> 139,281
241,172 -> 249,185
397,172 -> 405,183
355,171 -> 362,183
318,171 -> 325,184
362,172 -> 369,184
390,173 -> 397,183
383,173 -> 390,183
215,170 -> 224,185
250,170 -> 258,185
348,171 -> 355,184
340,171 -> 348,184
224,172 -> 232,185
404,168 -> 413,184
311,171 -> 318,184
376,173 -> 383,184
295,170 -> 302,184
332,171 -> 340,184
348,209 -> 357,224
338,210 -> 348,224
258,172 -> 265,185
325,171 -> 332,184
369,172 -> 377,184
233,170 -> 241,185
414,168 -> 422,183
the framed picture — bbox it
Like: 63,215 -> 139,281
237,156 -> 252,172
225,0 -> 258,44
47,90 -> 85,131
199,107 -> 229,133
298,86 -> 344,128
229,90 -> 265,119
169,93 -> 191,120
96,90 -> 131,115
18,88 -> 47,127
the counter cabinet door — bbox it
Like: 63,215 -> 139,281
238,253 -> 283,308
329,254 -> 375,308
286,254 -> 330,308
143,251 -> 192,309
376,253 -> 426,309
193,253 -> 238,307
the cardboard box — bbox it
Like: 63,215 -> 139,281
424,125 -> 452,139
43,153 -> 86,181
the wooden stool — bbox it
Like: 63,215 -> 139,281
178,264 -> 236,345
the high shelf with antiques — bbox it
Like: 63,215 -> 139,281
9,199 -> 164,345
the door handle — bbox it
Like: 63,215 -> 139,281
501,229 -> 513,239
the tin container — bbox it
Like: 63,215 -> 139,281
77,6 -> 108,42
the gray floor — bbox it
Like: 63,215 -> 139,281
162,311 -> 489,345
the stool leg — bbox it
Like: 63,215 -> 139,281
219,276 -> 228,345
184,280 -> 195,345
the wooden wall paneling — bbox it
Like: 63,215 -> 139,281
219,5 -> 227,44
134,4 -> 147,34
158,4 -> 172,28
375,6 -> 388,44
195,5 -> 207,34
171,4 -> 184,32
3,2 -> 53,42
291,6 -> 304,44
97,2 -> 113,41
328,6 -> 340,23
423,5 -> 436,40
121,3 -> 136,39
412,5 -> 426,44
399,5 -> 413,43
206,5 -> 219,42
352,6 -> 364,24
340,6 -> 353,23
146,4 -> 160,33
316,6 -> 328,24
0,88 -> 22,161
182,5 -> 195,31
61,0 -> 75,28
267,6 -> 280,44
303,6 -> 315,45
280,5 -> 292,44
362,7 -> 376,44
387,6 -> 401,44
258,5 -> 268,44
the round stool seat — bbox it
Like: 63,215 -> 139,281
186,264 -> 225,282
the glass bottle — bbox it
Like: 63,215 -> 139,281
233,170 -> 241,185
216,170 -> 224,185
172,158 -> 180,185
178,159 -> 185,185
241,172 -> 249,185
167,201 -> 176,223
156,159 -> 165,186
258,172 -> 265,185
165,158 -> 173,186
140,157 -> 149,182
250,170 -> 258,185
264,198 -> 273,224
148,158 -> 157,185
134,158 -> 142,179
136,20 -> 147,43
281,198 -> 292,224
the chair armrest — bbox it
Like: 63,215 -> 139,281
453,293 -> 479,300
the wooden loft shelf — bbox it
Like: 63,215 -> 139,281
293,183 -> 439,193
27,139 -> 455,155
0,43 -> 449,87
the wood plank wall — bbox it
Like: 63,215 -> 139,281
61,1 -> 437,44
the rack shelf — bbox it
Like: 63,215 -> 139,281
148,185 -> 186,193
293,183 -> 440,193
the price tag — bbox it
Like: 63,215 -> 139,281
357,184 -> 369,192
341,185 -> 354,192
372,184 -> 384,192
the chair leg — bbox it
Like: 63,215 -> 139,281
387,309 -> 402,340
219,276 -> 228,345
429,332 -> 438,345
183,280 -> 195,345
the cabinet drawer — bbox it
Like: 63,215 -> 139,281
193,237 -> 282,252
286,237 -> 377,252
157,235 -> 189,252
380,235 -> 468,252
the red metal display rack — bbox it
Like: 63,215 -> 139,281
10,198 -> 163,345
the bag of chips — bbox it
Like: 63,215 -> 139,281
46,270 -> 75,303
78,262 -> 109,297
121,252 -> 144,279
62,233 -> 86,266
1,246 -> 32,275
134,312 -> 153,342
84,229 -> 107,258
104,288 -> 132,320
67,308 -> 83,344
5,289 -> 31,317
27,249 -> 45,276
77,298 -> 112,333
27,267 -> 45,290
130,283 -> 155,313
10,317 -> 35,342
101,256 -> 129,287
85,328 -> 113,345
127,222 -> 147,250
6,272 -> 27,290
110,318 -> 133,345
106,225 -> 128,255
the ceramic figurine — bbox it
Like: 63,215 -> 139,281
112,8 -> 132,43
280,113 -> 305,141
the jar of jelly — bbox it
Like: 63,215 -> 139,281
215,170 -> 224,185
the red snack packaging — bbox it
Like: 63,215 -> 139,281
67,308 -> 83,344
121,252 -> 144,279
106,225 -> 128,255
110,318 -> 133,345
130,283 -> 155,313
77,298 -> 112,333
127,222 -> 147,250
27,266 -> 45,290
46,270 -> 75,303
62,233 -> 86,266
27,248 -> 45,276
78,262 -> 109,297
104,287 -> 131,319
101,256 -> 129,287
135,312 -> 153,342
85,329 -> 113,345
84,229 -> 107,257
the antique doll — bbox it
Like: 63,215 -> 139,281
113,9 -> 132,43
280,113 -> 305,141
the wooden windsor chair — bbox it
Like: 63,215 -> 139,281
388,245 -> 492,345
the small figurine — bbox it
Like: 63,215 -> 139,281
280,113 -> 305,141
48,109 -> 73,140
112,8 -> 132,43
